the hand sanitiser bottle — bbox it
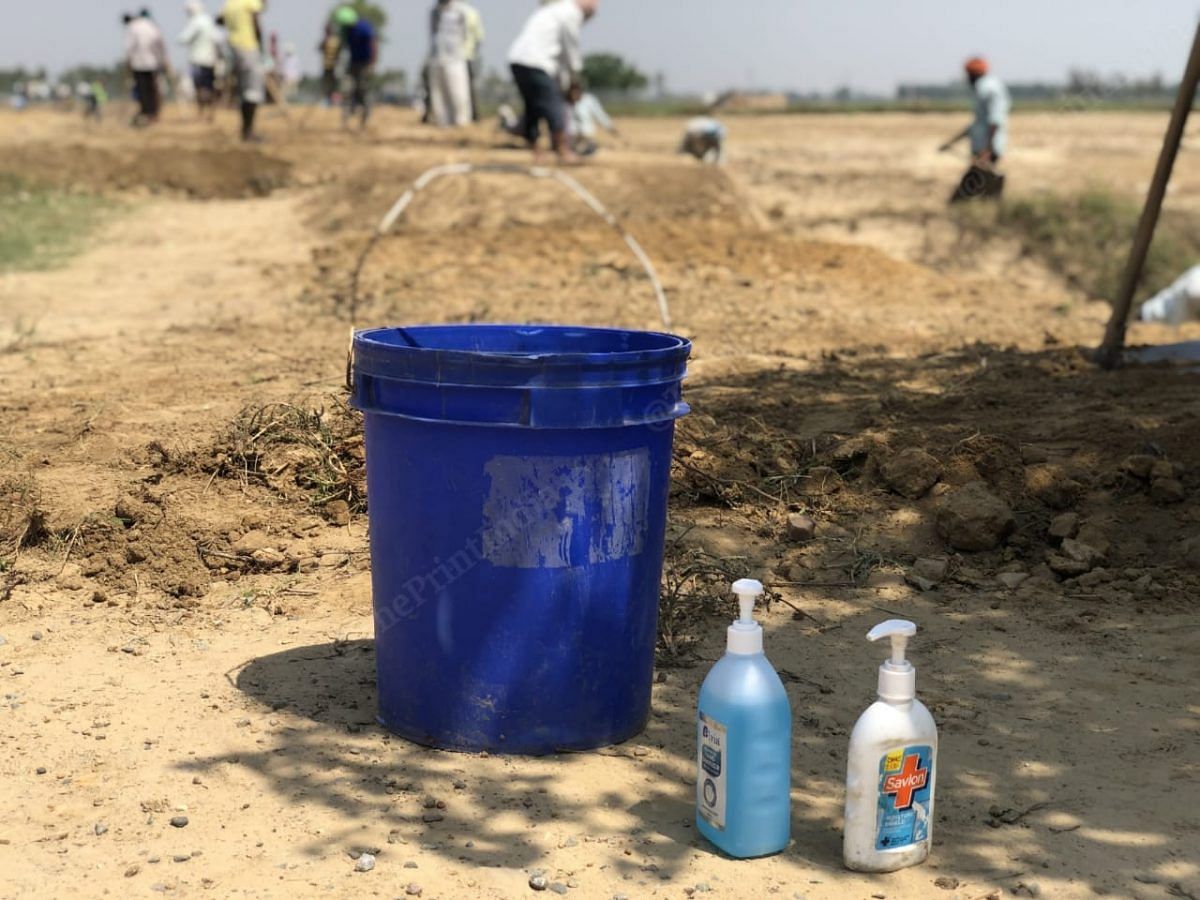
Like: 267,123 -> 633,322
696,579 -> 791,858
843,619 -> 938,872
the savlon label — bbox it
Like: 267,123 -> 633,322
697,712 -> 728,830
875,744 -> 934,851
481,450 -> 650,569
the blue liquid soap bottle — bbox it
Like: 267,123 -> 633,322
696,578 -> 792,858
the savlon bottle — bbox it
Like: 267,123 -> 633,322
696,579 -> 791,858
843,620 -> 938,872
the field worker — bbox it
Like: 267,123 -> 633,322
179,1 -> 220,120
339,7 -> 378,129
1138,266 -> 1200,324
281,43 -> 302,101
77,81 -> 104,120
940,57 -> 1010,167
680,117 -> 725,164
565,83 -> 617,156
126,9 -> 169,126
220,0 -> 266,142
507,0 -> 599,163
462,2 -> 484,122
428,0 -> 473,127
319,21 -> 341,105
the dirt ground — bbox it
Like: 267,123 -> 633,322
1,104 -> 1198,900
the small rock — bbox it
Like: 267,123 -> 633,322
354,853 -> 376,873
1132,873 -> 1160,884
232,530 -> 271,554
94,823 -> 108,836
905,575 -> 937,592
694,884 -> 711,894
31,631 -> 43,641
404,860 -> 418,868
785,513 -> 816,543
1025,464 -> 1083,510
405,884 -> 423,896
880,448 -> 943,499
1061,538 -> 1104,567
1121,454 -> 1156,479
421,812 -> 444,823
799,465 -> 842,497
912,557 -> 949,583
996,571 -> 1029,590
1075,523 -> 1110,555
35,767 -> 46,775
169,816 -> 189,829
1047,512 -> 1079,542
326,500 -> 352,526
1150,459 -> 1175,481
251,548 -> 286,567
815,521 -> 851,540
0,635 -> 6,647
1151,477 -> 1185,504
933,876 -> 959,890
172,853 -> 191,863
936,482 -> 1016,551
124,865 -> 140,878
549,884 -> 569,896
529,873 -> 549,891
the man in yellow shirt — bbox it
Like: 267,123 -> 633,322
221,0 -> 266,141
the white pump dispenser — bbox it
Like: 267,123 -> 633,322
843,619 -> 938,872
868,619 -> 917,702
727,578 -> 764,655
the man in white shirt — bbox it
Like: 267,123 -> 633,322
428,0 -> 473,127
461,2 -> 484,122
125,9 -> 169,126
179,1 -> 220,119
507,0 -> 598,163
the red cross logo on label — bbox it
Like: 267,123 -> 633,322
883,753 -> 928,810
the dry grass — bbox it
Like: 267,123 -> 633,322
657,542 -> 750,666
198,398 -> 366,511
953,187 -> 1200,303
0,473 -> 49,565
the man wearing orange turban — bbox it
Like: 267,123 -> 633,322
940,56 -> 1011,167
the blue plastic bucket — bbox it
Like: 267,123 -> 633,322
351,325 -> 691,754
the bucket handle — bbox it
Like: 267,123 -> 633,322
345,163 -> 673,329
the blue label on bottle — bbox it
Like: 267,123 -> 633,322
697,713 -> 727,830
875,744 -> 933,851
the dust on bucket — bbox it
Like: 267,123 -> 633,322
350,325 -> 691,754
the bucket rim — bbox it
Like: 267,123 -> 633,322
353,323 -> 692,368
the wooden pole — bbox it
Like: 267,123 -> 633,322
1096,19 -> 1200,370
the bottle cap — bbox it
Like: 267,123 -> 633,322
867,619 -> 917,702
727,578 -> 764,655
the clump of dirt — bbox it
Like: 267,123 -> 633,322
0,143 -> 292,199
72,490 -> 212,599
173,399 -> 366,514
0,472 -> 49,561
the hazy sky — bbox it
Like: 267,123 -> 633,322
4,1 -> 1198,93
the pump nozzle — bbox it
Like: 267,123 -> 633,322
731,578 -> 763,623
867,619 -> 916,665
727,579 -> 764,654
866,619 -> 918,702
